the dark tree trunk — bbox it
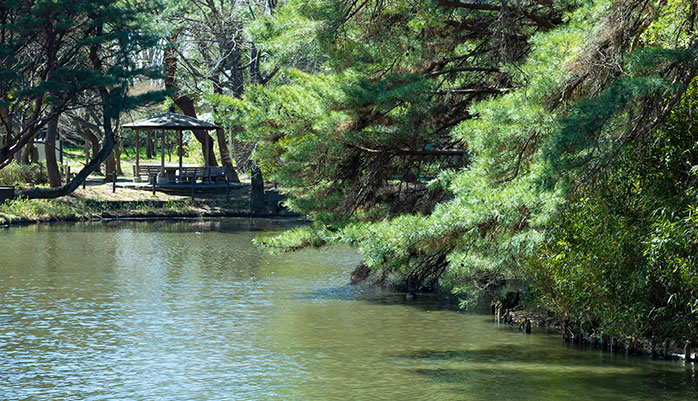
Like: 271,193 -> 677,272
45,110 -> 62,187
216,127 -> 239,183
215,128 -> 233,167
29,146 -> 38,164
104,150 -> 116,182
250,165 -> 266,214
21,141 -> 35,164
113,122 -> 123,176
250,44 -> 262,85
146,131 -> 153,159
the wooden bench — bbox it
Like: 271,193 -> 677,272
177,167 -> 199,183
177,166 -> 228,184
131,165 -> 229,185
133,165 -> 162,181
205,166 -> 227,184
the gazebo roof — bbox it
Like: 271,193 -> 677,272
123,112 -> 220,130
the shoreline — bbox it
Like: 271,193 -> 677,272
0,185 -> 303,228
0,206 -> 303,229
498,306 -> 696,362
352,265 -> 697,363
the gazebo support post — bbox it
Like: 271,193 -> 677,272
135,129 -> 140,181
178,130 -> 183,172
204,133 -> 209,168
228,126 -> 233,165
160,128 -> 165,179
122,111 -> 222,185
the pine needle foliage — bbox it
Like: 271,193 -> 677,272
246,0 -> 698,345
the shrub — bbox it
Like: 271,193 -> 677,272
0,162 -> 50,187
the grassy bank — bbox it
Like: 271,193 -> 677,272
0,196 -> 259,226
0,180 -> 294,226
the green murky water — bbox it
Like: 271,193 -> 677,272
0,219 -> 695,400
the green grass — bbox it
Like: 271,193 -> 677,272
0,196 -> 247,225
0,196 -> 81,224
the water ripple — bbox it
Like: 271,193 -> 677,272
0,219 -> 694,400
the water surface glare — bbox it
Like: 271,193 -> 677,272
0,219 -> 695,400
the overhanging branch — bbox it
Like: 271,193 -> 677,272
348,143 -> 466,157
439,0 -> 556,30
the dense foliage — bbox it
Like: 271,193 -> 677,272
238,0 -> 698,346
216,0 -> 565,222
1,0 -> 696,347
0,0 -> 164,196
529,80 -> 698,343
0,162 -> 49,187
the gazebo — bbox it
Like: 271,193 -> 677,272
122,110 -> 221,183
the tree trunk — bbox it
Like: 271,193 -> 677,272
216,127 -> 233,166
104,150 -> 116,182
172,97 -> 218,166
250,44 -> 262,85
217,128 -> 240,183
146,131 -> 153,159
115,135 -> 123,175
0,125 -> 5,152
164,33 -> 218,166
45,111 -> 62,187
250,164 -> 266,213
29,146 -> 39,164
78,128 -> 101,174
21,141 -> 35,164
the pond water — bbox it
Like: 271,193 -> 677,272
0,219 -> 695,400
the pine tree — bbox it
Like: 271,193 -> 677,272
0,0 -> 165,198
